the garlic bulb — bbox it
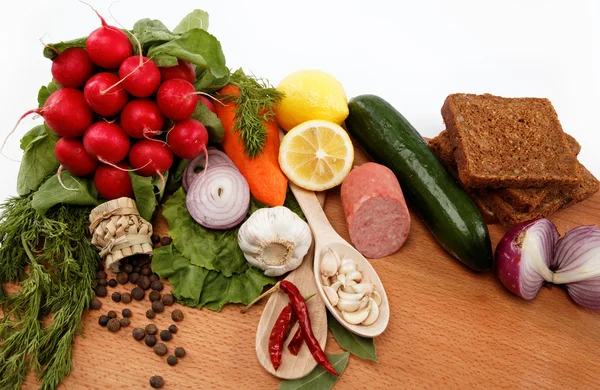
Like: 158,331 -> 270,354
238,206 -> 312,277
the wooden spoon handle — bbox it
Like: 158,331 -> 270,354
289,183 -> 338,239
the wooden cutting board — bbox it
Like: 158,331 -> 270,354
22,148 -> 600,389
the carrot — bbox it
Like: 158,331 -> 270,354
216,85 -> 288,206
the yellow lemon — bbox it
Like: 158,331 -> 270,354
275,70 -> 349,132
279,120 -> 354,191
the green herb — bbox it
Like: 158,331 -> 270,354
16,125 -> 59,196
278,352 -> 349,390
173,9 -> 209,34
0,196 -> 97,389
42,37 -> 86,60
165,158 -> 190,193
190,99 -> 225,143
129,171 -> 169,222
32,171 -> 98,215
226,69 -> 284,158
37,80 -> 61,108
327,312 -> 378,361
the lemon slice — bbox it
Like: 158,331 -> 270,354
279,120 -> 354,191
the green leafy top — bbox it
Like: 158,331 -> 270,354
173,9 -> 209,33
17,125 -> 59,196
278,353 -> 350,390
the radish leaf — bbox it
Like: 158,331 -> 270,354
32,171 -> 98,215
191,99 -> 224,143
133,19 -> 179,50
17,125 -> 59,196
37,80 -> 61,108
42,37 -> 87,60
173,9 -> 209,34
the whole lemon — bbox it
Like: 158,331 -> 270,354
275,70 -> 349,132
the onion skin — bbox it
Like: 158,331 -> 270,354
182,147 -> 235,191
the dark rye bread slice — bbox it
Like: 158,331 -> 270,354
442,93 -> 580,189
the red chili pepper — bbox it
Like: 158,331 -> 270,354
287,327 -> 304,356
268,303 -> 297,370
279,280 -> 339,376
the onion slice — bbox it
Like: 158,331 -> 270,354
495,218 -> 559,300
182,147 -> 236,191
185,163 -> 250,230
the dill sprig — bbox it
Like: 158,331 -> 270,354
227,68 -> 284,158
0,196 -> 97,390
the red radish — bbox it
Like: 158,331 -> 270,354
118,56 -> 161,98
159,59 -> 196,84
94,162 -> 134,200
156,79 -> 197,120
83,122 -> 130,163
51,47 -> 95,88
84,72 -> 129,116
85,8 -> 132,69
129,140 -> 173,178
54,137 -> 98,176
167,118 -> 209,159
120,99 -> 164,139
198,95 -> 216,114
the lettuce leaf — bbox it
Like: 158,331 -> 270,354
32,171 -> 98,215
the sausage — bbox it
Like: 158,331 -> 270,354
340,162 -> 411,258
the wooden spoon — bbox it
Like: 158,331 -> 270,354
290,183 -> 390,338
255,192 -> 328,379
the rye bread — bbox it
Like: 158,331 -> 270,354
441,93 -> 579,189
561,164 -> 599,208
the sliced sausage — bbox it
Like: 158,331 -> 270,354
341,162 -> 410,258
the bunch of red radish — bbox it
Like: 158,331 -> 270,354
23,10 -> 215,200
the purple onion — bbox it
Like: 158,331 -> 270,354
182,147 -> 236,191
185,163 -> 250,230
495,218 -> 559,300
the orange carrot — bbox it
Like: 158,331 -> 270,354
216,85 -> 288,206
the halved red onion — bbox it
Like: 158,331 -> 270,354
182,147 -> 236,191
553,225 -> 600,309
185,163 -> 250,230
495,218 -> 559,300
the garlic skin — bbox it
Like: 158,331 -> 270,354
238,206 -> 312,277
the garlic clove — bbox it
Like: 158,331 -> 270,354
336,273 -> 346,285
334,251 -> 342,270
336,298 -> 362,312
342,305 -> 371,325
342,284 -> 356,294
320,250 -> 339,277
338,290 -> 365,301
358,296 -> 369,310
346,270 -> 362,283
330,281 -> 343,292
362,274 -> 372,284
322,286 -> 339,306
362,298 -> 379,326
320,274 -> 331,287
371,290 -> 382,306
339,261 -> 357,275
350,282 -> 375,295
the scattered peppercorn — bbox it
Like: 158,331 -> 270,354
133,266 -> 141,274
131,287 -> 145,301
154,343 -> 168,356
149,290 -> 161,302
162,294 -> 174,306
98,315 -> 109,327
151,235 -> 160,244
111,292 -> 121,303
119,317 -> 130,328
138,276 -> 151,290
107,318 -> 121,332
121,292 -> 132,304
160,330 -> 172,341
146,309 -> 156,319
108,278 -> 117,288
128,272 -> 140,284
122,308 -> 132,318
149,375 -> 164,389
96,270 -> 107,280
95,285 -> 107,297
96,262 -> 105,271
151,301 -> 164,313
167,355 -> 178,366
90,298 -> 102,310
132,327 -> 145,341
123,264 -> 133,274
131,257 -> 140,267
96,278 -> 107,287
168,324 -> 178,334
174,347 -> 186,358
171,310 -> 184,322
145,324 -> 158,335
149,274 -> 160,282
145,335 -> 157,347
117,272 -> 129,284
160,236 -> 172,246
151,280 -> 164,291
107,310 -> 117,319
141,266 -> 152,277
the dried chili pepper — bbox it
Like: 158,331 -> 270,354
279,281 -> 338,376
287,327 -> 304,356
268,303 -> 297,370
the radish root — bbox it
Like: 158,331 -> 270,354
1,109 -> 41,162
108,2 -> 144,62
79,0 -> 108,27
98,157 -> 150,172
39,35 -> 59,55
57,166 -> 80,191
100,57 -> 153,95
185,91 -> 226,106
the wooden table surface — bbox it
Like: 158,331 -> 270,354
23,151 -> 600,390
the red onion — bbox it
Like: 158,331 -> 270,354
185,163 -> 250,230
495,219 -> 559,300
182,147 -> 235,191
553,225 -> 600,309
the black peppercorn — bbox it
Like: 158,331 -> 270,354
171,309 -> 184,322
167,355 -> 178,366
137,276 -> 151,290
95,285 -> 107,297
160,330 -> 172,341
119,317 -> 130,328
151,235 -> 160,244
145,324 -> 158,335
149,290 -> 161,302
151,301 -> 164,313
174,347 -> 185,358
153,343 -> 168,356
90,298 -> 102,310
111,292 -> 121,303
144,334 -> 157,347
141,266 -> 152,277
132,327 -> 145,341
133,266 -> 141,274
162,294 -> 174,306
146,309 -> 155,319
96,262 -> 105,271
121,292 -> 132,304
107,310 -> 117,319
168,324 -> 178,334
123,264 -> 133,274
96,278 -> 107,287
122,308 -> 132,318
130,257 -> 140,267
117,272 -> 129,284
150,280 -> 164,291
131,287 -> 145,301
160,236 -> 172,246
128,272 -> 140,284
107,318 -> 121,332
98,315 -> 109,327
149,375 -> 164,389
149,273 -> 159,282
96,270 -> 107,280
108,278 -> 117,288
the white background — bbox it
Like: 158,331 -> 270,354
0,0 -> 598,203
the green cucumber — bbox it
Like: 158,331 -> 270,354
346,94 -> 493,271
